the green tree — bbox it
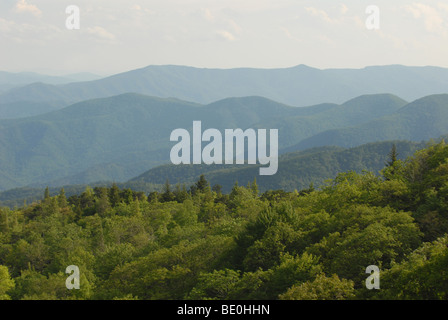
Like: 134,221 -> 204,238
44,186 -> 50,200
386,143 -> 398,167
188,269 -> 241,300
174,184 -> 189,203
161,180 -> 175,202
279,274 -> 355,300
95,187 -> 111,217
249,178 -> 259,196
109,183 -> 121,207
195,174 -> 210,194
0,265 -> 15,300
377,235 -> 448,300
58,188 -> 67,208
212,184 -> 222,196
262,253 -> 322,299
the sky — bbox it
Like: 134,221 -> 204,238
1,0 -> 448,75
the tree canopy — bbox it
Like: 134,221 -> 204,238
0,141 -> 447,300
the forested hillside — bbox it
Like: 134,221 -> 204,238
0,139 -> 426,208
131,140 -> 426,192
0,141 -> 447,300
0,93 -> 409,190
294,94 -> 448,150
2,92 -> 448,191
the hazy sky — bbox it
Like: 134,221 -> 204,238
1,0 -> 448,75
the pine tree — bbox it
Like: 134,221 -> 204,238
212,184 -> 222,196
299,182 -> 315,196
174,183 -> 188,203
58,188 -> 67,207
80,186 -> 95,215
162,179 -> 175,202
230,181 -> 239,200
148,191 -> 160,203
109,183 -> 121,207
384,144 -> 399,180
386,144 -> 398,167
121,188 -> 134,204
195,174 -> 210,193
251,178 -> 259,196
44,186 -> 50,200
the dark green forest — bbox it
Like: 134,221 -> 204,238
1,141 -> 448,300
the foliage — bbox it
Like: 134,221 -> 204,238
0,143 -> 448,300
279,274 -> 355,300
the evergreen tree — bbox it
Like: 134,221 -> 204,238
148,191 -> 160,203
174,184 -> 188,203
251,178 -> 259,196
386,143 -> 398,167
43,187 -> 50,200
384,144 -> 400,180
121,188 -> 134,204
212,184 -> 222,196
195,174 -> 210,193
299,183 -> 315,196
80,186 -> 96,215
161,180 -> 175,202
109,183 -> 121,207
229,181 -> 239,200
57,188 -> 67,207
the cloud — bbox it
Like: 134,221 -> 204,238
131,4 -> 155,15
227,19 -> 242,35
0,18 -> 14,33
340,4 -> 349,15
305,7 -> 336,24
191,8 -> 242,41
405,3 -> 446,35
0,17 -> 63,45
437,2 -> 448,13
87,26 -> 116,41
201,8 -> 215,22
15,0 -> 41,17
216,30 -> 236,41
280,27 -> 302,42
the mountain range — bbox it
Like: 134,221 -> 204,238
2,64 -> 448,119
291,94 -> 448,150
0,71 -> 103,118
0,91 -> 447,191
